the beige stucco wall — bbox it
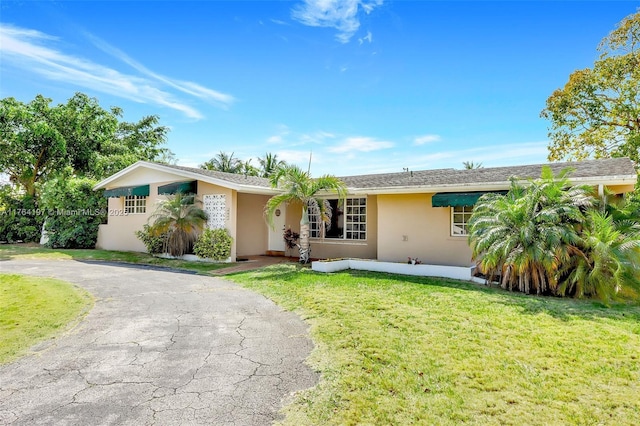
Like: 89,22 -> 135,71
236,193 -> 270,256
197,182 -> 237,262
96,180 -> 240,260
376,193 -> 473,267
95,182 -> 166,252
283,195 -> 378,260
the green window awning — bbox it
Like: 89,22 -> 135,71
431,191 -> 507,207
158,181 -> 197,195
103,185 -> 150,198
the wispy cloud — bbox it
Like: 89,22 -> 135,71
291,0 -> 383,43
0,24 -> 234,119
413,134 -> 442,146
328,136 -> 394,153
358,30 -> 373,45
409,141 -> 549,170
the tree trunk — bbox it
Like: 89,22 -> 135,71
299,206 -> 310,263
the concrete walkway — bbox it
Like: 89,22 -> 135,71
0,260 -> 318,425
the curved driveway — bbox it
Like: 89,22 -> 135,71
0,260 -> 318,425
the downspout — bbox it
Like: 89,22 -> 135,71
598,184 -> 605,211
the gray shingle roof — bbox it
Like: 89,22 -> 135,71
157,158 -> 636,192
339,157 -> 636,190
161,163 -> 273,188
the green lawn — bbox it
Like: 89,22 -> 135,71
229,265 -> 640,426
0,273 -> 93,364
0,244 -> 233,274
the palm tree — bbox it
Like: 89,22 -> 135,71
258,152 -> 286,178
558,209 -> 640,301
468,166 -> 593,294
462,161 -> 483,169
239,159 -> 260,176
200,151 -> 242,173
264,165 -> 346,263
149,193 -> 208,257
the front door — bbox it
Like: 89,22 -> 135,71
268,204 -> 286,252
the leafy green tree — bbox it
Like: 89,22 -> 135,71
265,165 -> 346,263
0,95 -> 67,197
0,93 -> 171,193
200,151 -> 243,173
541,11 -> 640,164
468,167 -> 594,295
40,176 -> 107,249
0,185 -> 44,243
149,193 -> 208,257
258,153 -> 287,177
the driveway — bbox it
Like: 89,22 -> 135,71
0,260 -> 318,425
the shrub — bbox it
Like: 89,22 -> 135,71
149,194 -> 207,257
135,224 -> 168,254
40,177 -> 106,249
194,228 -> 233,261
0,186 -> 44,243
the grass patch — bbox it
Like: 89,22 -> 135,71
0,244 -> 233,274
0,273 -> 93,364
229,265 -> 640,425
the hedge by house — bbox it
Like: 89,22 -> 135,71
40,177 -> 106,249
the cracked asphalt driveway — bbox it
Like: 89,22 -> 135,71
0,260 -> 318,425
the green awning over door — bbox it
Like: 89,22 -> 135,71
158,181 -> 197,195
431,191 -> 507,207
103,185 -> 150,198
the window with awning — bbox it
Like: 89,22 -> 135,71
103,185 -> 150,198
157,181 -> 197,195
431,191 -> 507,207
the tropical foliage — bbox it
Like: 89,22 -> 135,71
265,165 -> 346,263
0,93 -> 170,196
200,151 -> 243,173
148,194 -> 208,257
135,224 -> 168,254
468,166 -> 640,301
258,152 -> 287,177
40,177 -> 107,249
193,228 -> 233,261
200,151 -> 287,178
542,11 -> 640,164
0,186 -> 44,243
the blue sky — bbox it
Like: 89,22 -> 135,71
1,1 -> 637,176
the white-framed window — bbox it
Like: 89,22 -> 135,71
451,205 -> 473,236
124,196 -> 147,214
309,197 -> 367,241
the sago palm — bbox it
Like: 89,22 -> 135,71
265,165 -> 346,263
149,193 -> 208,257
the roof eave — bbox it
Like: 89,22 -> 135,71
344,175 -> 638,195
93,161 -> 278,194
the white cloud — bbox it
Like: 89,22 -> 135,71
328,136 -> 394,153
358,30 -> 373,45
291,0 -> 383,43
0,24 -> 234,118
413,134 -> 441,146
410,141 -> 549,169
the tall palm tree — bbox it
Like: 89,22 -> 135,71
149,193 -> 208,257
468,166 -> 594,294
265,165 -> 346,263
258,152 -> 286,178
200,151 -> 242,173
